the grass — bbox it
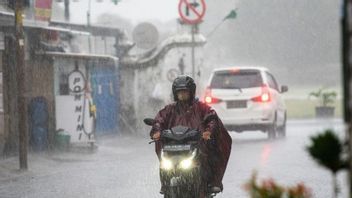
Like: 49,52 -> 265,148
285,99 -> 342,119
283,85 -> 342,119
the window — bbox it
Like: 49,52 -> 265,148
265,72 -> 279,91
59,73 -> 69,95
210,70 -> 263,89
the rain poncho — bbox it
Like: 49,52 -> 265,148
150,99 -> 232,188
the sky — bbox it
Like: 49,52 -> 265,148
60,0 -> 180,24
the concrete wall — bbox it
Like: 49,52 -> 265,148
119,46 -> 204,134
119,65 -> 166,134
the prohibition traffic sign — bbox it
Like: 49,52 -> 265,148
178,0 -> 206,25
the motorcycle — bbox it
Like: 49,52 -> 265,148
144,115 -> 219,198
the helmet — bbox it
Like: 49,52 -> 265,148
172,75 -> 196,101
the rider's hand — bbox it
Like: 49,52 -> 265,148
202,131 -> 211,140
152,131 -> 161,141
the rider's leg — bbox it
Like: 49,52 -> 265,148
207,139 -> 223,192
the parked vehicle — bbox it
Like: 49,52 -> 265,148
204,66 -> 288,139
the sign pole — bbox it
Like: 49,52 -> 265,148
191,24 -> 195,78
178,0 -> 206,78
15,0 -> 28,170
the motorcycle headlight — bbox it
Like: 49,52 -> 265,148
161,158 -> 173,170
179,150 -> 197,170
180,158 -> 193,169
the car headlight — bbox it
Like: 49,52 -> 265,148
161,158 -> 173,170
180,158 -> 193,169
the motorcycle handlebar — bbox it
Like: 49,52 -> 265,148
144,114 -> 217,144
149,140 -> 157,144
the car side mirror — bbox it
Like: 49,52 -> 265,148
143,118 -> 155,126
281,85 -> 288,93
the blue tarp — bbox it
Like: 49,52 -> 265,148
28,97 -> 48,151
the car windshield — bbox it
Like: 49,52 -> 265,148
210,70 -> 263,89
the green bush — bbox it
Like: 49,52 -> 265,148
306,129 -> 348,198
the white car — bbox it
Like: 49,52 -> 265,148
204,66 -> 288,139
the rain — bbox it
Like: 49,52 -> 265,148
0,0 -> 348,198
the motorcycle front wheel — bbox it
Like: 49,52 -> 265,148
163,185 -> 201,198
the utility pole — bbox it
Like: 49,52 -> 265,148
342,0 -> 352,195
15,0 -> 28,170
87,0 -> 92,53
64,0 -> 70,22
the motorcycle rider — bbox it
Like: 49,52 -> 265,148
150,75 -> 232,194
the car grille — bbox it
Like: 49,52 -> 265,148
226,100 -> 247,109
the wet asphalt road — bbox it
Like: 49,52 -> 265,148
0,119 -> 348,198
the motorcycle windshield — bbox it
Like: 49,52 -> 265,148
162,126 -> 200,142
171,126 -> 189,135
